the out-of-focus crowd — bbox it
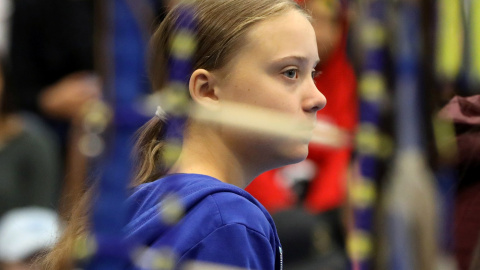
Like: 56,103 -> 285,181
0,0 -> 99,269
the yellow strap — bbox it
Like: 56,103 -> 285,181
436,0 -> 464,80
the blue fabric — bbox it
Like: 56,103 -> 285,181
125,174 -> 282,270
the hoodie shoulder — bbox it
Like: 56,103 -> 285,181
209,191 -> 276,238
125,174 -> 275,244
125,174 -> 281,269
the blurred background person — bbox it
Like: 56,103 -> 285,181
0,54 -> 60,216
1,0 -> 60,215
4,0 -> 172,216
439,95 -> 480,270
246,0 -> 357,265
6,0 -> 101,214
0,207 -> 61,270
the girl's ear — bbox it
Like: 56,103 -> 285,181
188,69 -> 220,108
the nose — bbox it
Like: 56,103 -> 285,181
303,80 -> 326,114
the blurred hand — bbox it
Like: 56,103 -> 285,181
39,72 -> 101,121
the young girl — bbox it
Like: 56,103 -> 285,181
43,0 -> 326,269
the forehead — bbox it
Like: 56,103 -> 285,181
236,10 -> 318,66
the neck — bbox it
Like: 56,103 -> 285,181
168,124 -> 256,188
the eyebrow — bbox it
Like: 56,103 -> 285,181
271,55 -> 320,68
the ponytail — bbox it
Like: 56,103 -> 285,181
131,114 -> 169,186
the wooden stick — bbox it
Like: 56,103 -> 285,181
189,101 -> 350,148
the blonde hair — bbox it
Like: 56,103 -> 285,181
41,0 -> 306,269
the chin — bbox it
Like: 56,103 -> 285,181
242,135 -> 310,171
276,143 -> 309,167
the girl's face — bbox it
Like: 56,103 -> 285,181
214,9 -> 326,170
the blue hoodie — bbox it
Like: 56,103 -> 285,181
125,174 -> 283,270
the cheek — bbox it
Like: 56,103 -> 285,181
244,84 -> 290,110
221,69 -> 261,101
222,71 -> 299,113
226,76 -> 271,103
252,82 -> 300,113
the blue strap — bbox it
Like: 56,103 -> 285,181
85,0 -> 153,269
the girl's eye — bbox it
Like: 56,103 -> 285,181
283,69 -> 298,79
